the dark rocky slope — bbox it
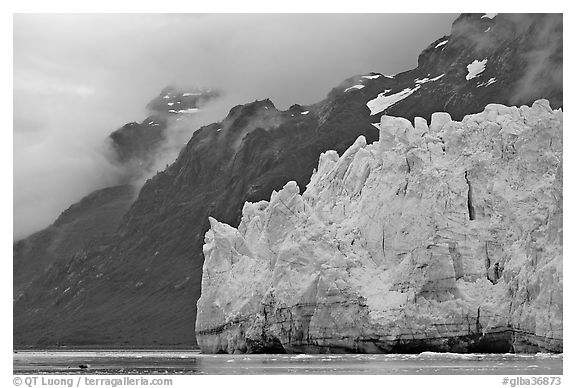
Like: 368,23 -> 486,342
14,13 -> 562,348
13,86 -> 219,342
13,185 -> 136,298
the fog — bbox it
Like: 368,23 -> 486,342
507,14 -> 563,104
13,13 -> 456,240
451,13 -> 562,105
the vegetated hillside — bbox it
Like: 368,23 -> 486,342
13,86 -> 220,342
13,185 -> 136,297
14,13 -> 563,347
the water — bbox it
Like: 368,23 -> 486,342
13,350 -> 562,375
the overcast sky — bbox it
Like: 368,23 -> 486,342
13,13 -> 457,240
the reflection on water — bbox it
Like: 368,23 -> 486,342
13,350 -> 563,375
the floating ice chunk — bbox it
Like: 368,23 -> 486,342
485,27 -> 491,32
481,13 -> 498,19
167,102 -> 174,106
362,74 -> 381,80
366,87 -> 418,115
148,121 -> 155,125
162,95 -> 170,99
435,40 -> 448,48
301,111 -> 309,115
466,59 -> 488,80
344,84 -> 365,92
182,92 -> 201,96
216,128 -> 222,132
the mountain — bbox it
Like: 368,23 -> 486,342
197,100 -> 562,353
108,86 -> 220,177
14,13 -> 563,348
13,86 -> 219,327
13,185 -> 136,297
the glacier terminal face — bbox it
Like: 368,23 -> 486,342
196,100 -> 562,354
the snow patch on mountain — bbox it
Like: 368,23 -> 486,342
466,59 -> 488,80
344,85 -> 365,92
362,74 -> 382,80
415,74 -> 445,84
477,78 -> 497,87
169,108 -> 200,114
367,73 -> 444,115
435,40 -> 448,48
367,87 -> 418,115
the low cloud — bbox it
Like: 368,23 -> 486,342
451,13 -> 563,106
13,13 -> 456,240
507,14 -> 563,105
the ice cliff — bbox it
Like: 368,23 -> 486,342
195,100 -> 562,354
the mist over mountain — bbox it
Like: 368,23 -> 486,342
13,13 -> 456,240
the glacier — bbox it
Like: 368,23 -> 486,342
195,100 -> 562,354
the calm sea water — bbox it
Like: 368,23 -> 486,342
13,350 -> 562,375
